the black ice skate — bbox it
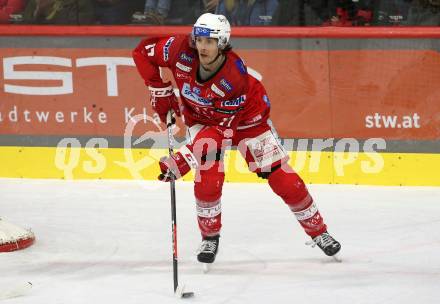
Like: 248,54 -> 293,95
197,235 -> 219,264
307,231 -> 341,259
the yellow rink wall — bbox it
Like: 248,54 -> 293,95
1,146 -> 439,186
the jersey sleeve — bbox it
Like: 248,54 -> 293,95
132,35 -> 185,87
0,0 -> 25,23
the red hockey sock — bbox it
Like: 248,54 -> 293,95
268,167 -> 327,238
194,161 -> 224,237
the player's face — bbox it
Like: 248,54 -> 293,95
195,36 -> 220,67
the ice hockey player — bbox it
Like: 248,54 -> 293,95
132,13 -> 341,265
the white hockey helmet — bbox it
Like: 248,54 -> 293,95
192,13 -> 231,49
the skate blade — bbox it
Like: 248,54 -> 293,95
332,253 -> 342,263
202,263 -> 211,273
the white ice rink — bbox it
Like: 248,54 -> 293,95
1,179 -> 440,304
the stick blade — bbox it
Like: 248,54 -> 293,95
182,291 -> 195,298
0,282 -> 32,300
175,284 -> 195,299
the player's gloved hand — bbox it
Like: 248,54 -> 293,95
149,82 -> 181,123
158,152 -> 192,182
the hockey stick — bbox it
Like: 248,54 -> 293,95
0,282 -> 32,300
165,112 -> 194,299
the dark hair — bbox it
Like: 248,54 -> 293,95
222,43 -> 233,52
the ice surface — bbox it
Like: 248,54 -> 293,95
1,179 -> 439,304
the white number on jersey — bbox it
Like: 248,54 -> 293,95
144,44 -> 156,57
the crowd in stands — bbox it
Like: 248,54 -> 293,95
1,0 -> 439,26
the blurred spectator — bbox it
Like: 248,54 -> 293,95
23,0 -> 95,24
406,0 -> 440,25
0,0 -> 26,23
186,0 -> 221,22
133,0 -> 206,25
130,0 -> 145,12
372,0 -> 412,25
327,0 -> 373,26
272,0 -> 334,26
177,0 -> 220,24
252,0 -> 279,25
272,0 -> 302,25
142,0 -> 172,24
203,0 -> 220,12
93,0 -> 131,24
303,0 -> 333,25
216,0 -> 279,25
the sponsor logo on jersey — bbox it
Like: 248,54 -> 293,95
179,52 -> 194,63
206,91 -> 216,99
176,71 -> 190,80
214,108 -> 241,114
263,94 -> 271,107
248,114 -> 262,124
221,95 -> 246,107
181,83 -> 212,106
163,37 -> 175,62
176,62 -> 192,72
235,59 -> 247,75
220,78 -> 233,92
192,86 -> 201,95
210,84 -> 225,97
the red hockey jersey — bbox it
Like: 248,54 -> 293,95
133,35 -> 270,132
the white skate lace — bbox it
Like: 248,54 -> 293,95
197,240 -> 217,254
306,233 -> 334,248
